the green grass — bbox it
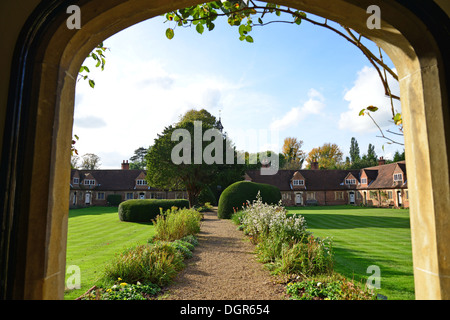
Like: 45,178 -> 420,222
64,206 -> 155,300
287,205 -> 414,300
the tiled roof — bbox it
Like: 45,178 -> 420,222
246,161 -> 407,191
70,169 -> 156,191
246,169 -> 361,191
364,161 -> 407,189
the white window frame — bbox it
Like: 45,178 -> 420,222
361,178 -> 367,184
306,192 -> 316,200
393,173 -> 403,181
73,178 -> 79,184
345,179 -> 356,185
136,179 -> 147,185
293,179 -> 304,186
84,179 -> 95,185
335,191 -> 344,200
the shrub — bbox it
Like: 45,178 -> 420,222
101,281 -> 161,300
153,207 -> 202,241
237,193 -> 333,278
273,236 -> 334,275
286,275 -> 376,300
198,186 -> 217,206
107,194 -> 122,206
102,242 -> 184,287
217,181 -> 281,219
118,199 -> 189,222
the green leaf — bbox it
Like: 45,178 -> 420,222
196,23 -> 204,34
393,113 -> 402,125
366,105 -> 378,112
208,22 -> 215,31
239,24 -> 246,36
89,79 -> 95,88
245,35 -> 254,43
258,17 -> 263,24
165,28 -> 174,39
359,109 -> 366,116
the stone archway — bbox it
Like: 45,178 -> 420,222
0,0 -> 448,299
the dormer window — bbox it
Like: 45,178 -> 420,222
136,179 -> 147,185
394,173 -> 403,181
84,179 -> 95,185
361,178 -> 367,184
345,179 -> 356,185
73,178 -> 79,184
293,179 -> 304,186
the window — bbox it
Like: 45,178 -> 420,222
335,192 -> 344,200
84,179 -> 95,185
306,192 -> 316,200
387,191 -> 393,199
293,179 -> 304,186
361,178 -> 367,184
406,190 -> 409,199
345,179 -> 356,185
73,178 -> 79,184
97,192 -> 105,200
393,173 -> 403,181
136,179 -> 147,185
126,192 -> 133,200
356,192 -> 361,200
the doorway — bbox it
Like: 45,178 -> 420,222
0,0 -> 448,300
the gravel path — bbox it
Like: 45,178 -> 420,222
162,209 -> 287,300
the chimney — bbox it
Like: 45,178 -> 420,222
121,160 -> 129,170
311,161 -> 319,170
378,157 -> 385,166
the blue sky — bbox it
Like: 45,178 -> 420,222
74,9 -> 402,169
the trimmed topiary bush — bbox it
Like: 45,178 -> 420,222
118,199 -> 189,222
217,181 -> 281,219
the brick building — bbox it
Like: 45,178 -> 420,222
69,160 -> 187,208
71,159 -> 408,209
245,159 -> 409,208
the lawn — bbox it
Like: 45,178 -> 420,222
287,205 -> 415,300
64,206 -> 155,300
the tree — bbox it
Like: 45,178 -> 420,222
367,143 -> 377,164
130,147 -> 149,170
281,137 -> 305,169
146,109 -> 243,207
305,143 -> 343,169
349,137 -> 360,164
80,153 -> 101,170
393,149 -> 405,162
71,155 -> 80,169
178,109 -> 219,128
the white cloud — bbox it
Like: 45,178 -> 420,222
269,88 -> 325,131
338,66 -> 400,133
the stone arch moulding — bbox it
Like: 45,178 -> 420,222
0,0 -> 448,300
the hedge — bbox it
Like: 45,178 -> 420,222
217,181 -> 281,219
107,194 -> 122,206
118,199 -> 190,222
